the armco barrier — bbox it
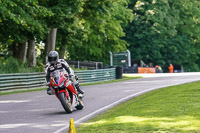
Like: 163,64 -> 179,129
0,68 -> 116,92
75,68 -> 116,83
0,72 -> 46,91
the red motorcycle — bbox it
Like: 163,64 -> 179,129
49,69 -> 84,113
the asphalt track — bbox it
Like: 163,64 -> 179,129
1,72 -> 200,133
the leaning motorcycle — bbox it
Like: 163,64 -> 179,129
49,69 -> 84,113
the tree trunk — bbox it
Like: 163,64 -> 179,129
13,42 -> 19,59
59,37 -> 67,59
49,28 -> 57,51
13,42 -> 27,62
18,42 -> 27,63
45,28 -> 57,63
27,40 -> 36,67
59,44 -> 67,59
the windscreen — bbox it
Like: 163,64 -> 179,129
51,70 -> 64,84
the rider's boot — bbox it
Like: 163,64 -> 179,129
75,84 -> 84,94
75,83 -> 84,98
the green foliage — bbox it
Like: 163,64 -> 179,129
4,57 -> 20,73
125,0 -> 179,65
39,0 -> 85,59
0,58 -> 3,72
0,0 -> 51,42
1,0 -> 200,72
124,0 -> 200,72
68,0 -> 133,64
0,57 -> 44,73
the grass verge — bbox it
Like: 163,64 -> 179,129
0,76 -> 141,96
0,88 -> 46,96
77,81 -> 200,133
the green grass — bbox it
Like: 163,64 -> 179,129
0,88 -> 46,96
0,76 -> 141,96
77,81 -> 200,133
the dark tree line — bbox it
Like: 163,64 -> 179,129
1,0 -> 200,72
125,0 -> 200,71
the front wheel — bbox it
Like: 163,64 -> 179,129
59,92 -> 73,113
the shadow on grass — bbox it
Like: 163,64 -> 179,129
78,115 -> 200,132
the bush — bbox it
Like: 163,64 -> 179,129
0,57 -> 88,74
34,63 -> 45,72
4,57 -> 20,73
0,57 -> 45,74
0,59 -> 3,73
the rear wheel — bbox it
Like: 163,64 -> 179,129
59,92 -> 73,113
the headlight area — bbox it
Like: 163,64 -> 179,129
65,81 -> 71,88
53,86 -> 58,89
59,80 -> 65,87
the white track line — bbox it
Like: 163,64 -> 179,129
53,81 -> 189,133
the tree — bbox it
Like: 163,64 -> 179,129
39,0 -> 84,62
27,40 -> 36,67
124,0 -> 200,71
169,0 -> 200,71
68,0 -> 133,64
56,0 -> 84,59
0,0 -> 51,63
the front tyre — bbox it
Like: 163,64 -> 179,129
59,92 -> 73,113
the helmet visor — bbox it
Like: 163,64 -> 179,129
48,57 -> 57,64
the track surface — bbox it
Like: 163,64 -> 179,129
1,73 -> 200,133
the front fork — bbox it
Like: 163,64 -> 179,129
57,87 -> 78,106
56,89 -> 70,100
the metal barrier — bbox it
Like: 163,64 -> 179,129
0,68 -> 116,92
0,72 -> 46,91
75,68 -> 116,83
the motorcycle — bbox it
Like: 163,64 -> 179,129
49,69 -> 84,113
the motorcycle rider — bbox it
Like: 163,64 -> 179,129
45,51 -> 85,96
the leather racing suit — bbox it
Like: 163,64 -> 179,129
45,59 -> 84,95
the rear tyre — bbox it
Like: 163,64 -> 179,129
75,97 -> 84,110
59,92 -> 73,113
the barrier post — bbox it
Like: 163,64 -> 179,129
68,118 -> 76,133
116,66 -> 123,79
